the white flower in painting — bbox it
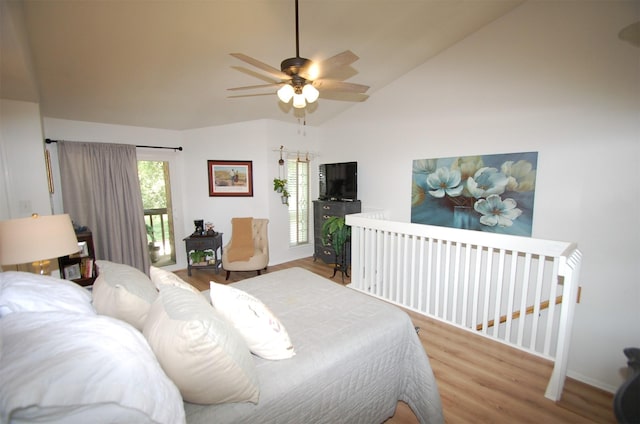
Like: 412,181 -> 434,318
413,159 -> 438,174
501,160 -> 536,192
474,194 -> 522,227
426,167 -> 464,198
467,167 -> 509,199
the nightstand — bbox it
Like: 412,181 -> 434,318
183,233 -> 223,276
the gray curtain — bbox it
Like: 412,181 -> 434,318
57,141 -> 150,274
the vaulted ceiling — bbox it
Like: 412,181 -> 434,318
1,0 -> 523,130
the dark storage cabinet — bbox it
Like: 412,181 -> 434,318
313,200 -> 361,265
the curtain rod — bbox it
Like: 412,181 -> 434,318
44,138 -> 183,152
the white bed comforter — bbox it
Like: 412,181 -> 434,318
184,267 -> 443,424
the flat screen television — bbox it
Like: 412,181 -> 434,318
319,161 -> 357,201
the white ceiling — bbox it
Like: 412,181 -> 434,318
1,0 -> 523,130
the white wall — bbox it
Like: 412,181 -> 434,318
0,99 -> 50,219
42,117 -> 321,269
181,119 -> 320,266
320,1 -> 640,392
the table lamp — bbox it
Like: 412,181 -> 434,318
0,213 -> 80,275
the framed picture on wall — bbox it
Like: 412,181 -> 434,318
411,151 -> 538,237
208,160 -> 253,197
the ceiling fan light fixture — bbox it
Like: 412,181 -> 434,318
292,93 -> 306,109
302,84 -> 319,103
228,0 -> 369,112
277,84 -> 295,103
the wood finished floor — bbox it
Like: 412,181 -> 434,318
175,257 -> 615,424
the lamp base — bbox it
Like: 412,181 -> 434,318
31,260 -> 51,275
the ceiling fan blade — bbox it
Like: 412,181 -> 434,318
321,50 -> 359,70
319,91 -> 369,103
303,50 -> 359,80
313,79 -> 369,94
230,53 -> 290,80
227,83 -> 284,91
227,92 -> 276,99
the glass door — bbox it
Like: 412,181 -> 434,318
138,160 -> 176,266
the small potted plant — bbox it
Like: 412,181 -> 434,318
321,216 -> 351,257
189,250 -> 207,265
273,178 -> 289,205
321,216 -> 352,279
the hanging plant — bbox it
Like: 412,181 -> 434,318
273,178 -> 287,193
273,178 -> 289,205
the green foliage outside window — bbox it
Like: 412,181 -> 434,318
138,161 -> 167,209
138,161 -> 169,246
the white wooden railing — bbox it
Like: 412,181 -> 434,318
346,212 -> 582,401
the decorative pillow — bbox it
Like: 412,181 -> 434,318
92,260 -> 158,330
0,311 -> 185,424
0,271 -> 94,317
149,266 -> 200,295
143,286 -> 259,405
209,281 -> 295,360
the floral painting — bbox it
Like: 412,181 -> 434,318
411,152 -> 538,236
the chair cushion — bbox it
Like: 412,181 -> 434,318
223,248 -> 267,271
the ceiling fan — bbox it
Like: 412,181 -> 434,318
228,0 -> 369,109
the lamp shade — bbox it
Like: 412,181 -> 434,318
302,84 -> 319,103
292,93 -> 306,109
277,84 -> 295,103
0,214 -> 80,266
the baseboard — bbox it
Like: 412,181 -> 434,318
567,370 -> 617,394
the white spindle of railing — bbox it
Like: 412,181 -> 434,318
346,213 -> 581,401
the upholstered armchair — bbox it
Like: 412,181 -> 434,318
221,218 -> 269,280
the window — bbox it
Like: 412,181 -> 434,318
138,160 -> 176,266
287,158 -> 309,246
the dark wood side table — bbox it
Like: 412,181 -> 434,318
183,233 -> 223,276
58,231 -> 97,286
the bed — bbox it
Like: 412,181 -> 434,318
0,265 -> 443,424
186,267 -> 443,423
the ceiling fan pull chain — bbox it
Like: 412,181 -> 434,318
297,112 -> 306,136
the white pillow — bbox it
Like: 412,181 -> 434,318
0,311 -> 185,424
92,260 -> 158,330
143,286 -> 260,405
0,271 -> 94,317
209,281 -> 295,360
149,266 -> 200,294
